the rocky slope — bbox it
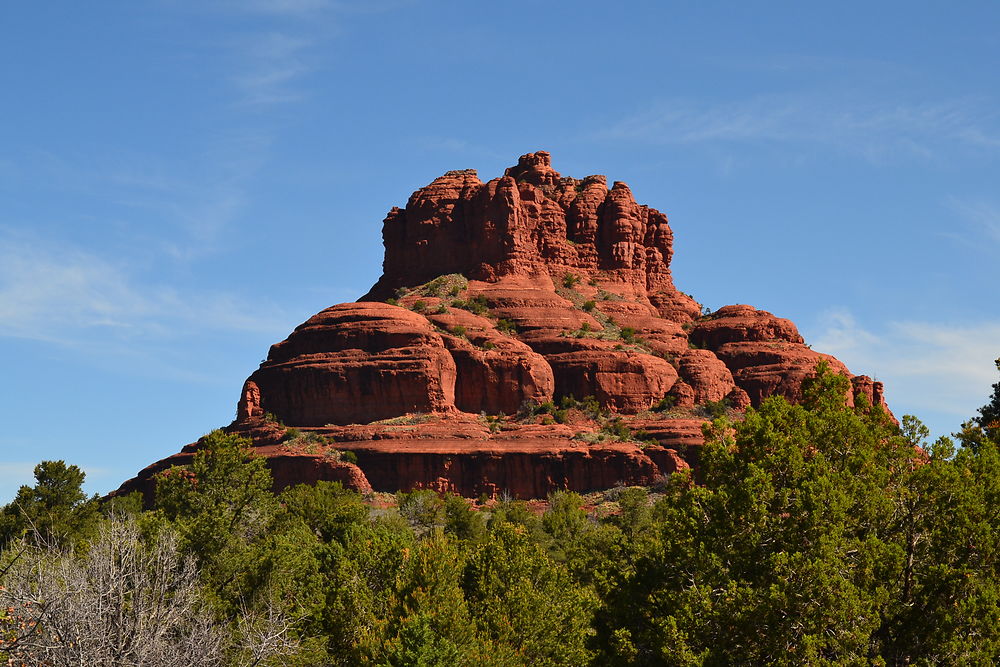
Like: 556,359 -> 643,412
118,152 -> 891,500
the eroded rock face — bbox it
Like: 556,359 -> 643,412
677,349 -> 739,405
115,414 -> 687,500
115,420 -> 375,505
246,302 -> 457,425
689,304 -> 804,348
363,151 -> 693,303
689,305 -> 892,414
546,351 -> 678,412
118,151 -> 894,500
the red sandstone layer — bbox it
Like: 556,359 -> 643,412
116,152 -> 893,500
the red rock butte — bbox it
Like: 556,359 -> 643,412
118,151 -> 892,500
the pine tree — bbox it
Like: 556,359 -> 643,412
0,460 -> 99,549
976,358 -> 1000,439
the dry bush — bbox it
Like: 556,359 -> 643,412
0,516 -> 297,667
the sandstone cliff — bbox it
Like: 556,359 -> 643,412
118,152 -> 891,500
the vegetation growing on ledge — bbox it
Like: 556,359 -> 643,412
372,413 -> 434,426
496,317 -> 518,335
451,294 -> 489,316
395,273 -> 469,300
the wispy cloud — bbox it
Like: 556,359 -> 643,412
808,308 -> 1000,426
155,131 -> 270,257
0,232 -> 288,346
9,129 -> 269,261
602,93 -> 1000,163
949,198 -> 1000,245
162,1 -> 337,107
214,1 -> 410,108
232,32 -> 315,106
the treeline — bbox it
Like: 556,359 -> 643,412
2,362 -> 999,665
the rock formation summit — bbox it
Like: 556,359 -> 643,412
120,152 -> 891,499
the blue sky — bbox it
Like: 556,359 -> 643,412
2,1 -> 999,501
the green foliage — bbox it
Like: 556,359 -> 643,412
450,324 -> 467,338
518,399 -> 556,417
653,395 -> 676,412
876,433 -> 1000,663
0,460 -> 100,549
618,326 -> 638,344
443,494 -> 486,542
398,274 -> 469,300
100,490 -> 144,519
373,413 -> 433,426
631,430 -> 658,447
541,491 -> 591,565
593,361 -> 1000,664
572,431 -> 608,445
900,413 -> 930,448
451,295 -> 489,316
597,289 -> 622,301
397,489 -> 446,534
976,357 -> 1000,438
496,318 -> 518,334
556,394 -> 606,420
7,358 -> 1000,664
320,519 -> 416,662
463,521 -> 597,666
582,300 -> 596,312
581,395 -> 604,419
487,498 -> 544,538
698,397 -> 730,419
517,399 -> 540,419
375,536 -> 507,666
480,413 -> 504,433
412,299 -> 427,312
423,274 -> 469,298
520,399 -> 567,424
278,481 -> 368,544
614,487 -> 652,538
562,273 -> 580,288
154,430 -> 308,619
147,430 -> 332,663
283,428 -> 329,454
600,417 -> 632,441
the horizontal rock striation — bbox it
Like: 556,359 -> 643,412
118,152 -> 893,500
241,302 -> 458,426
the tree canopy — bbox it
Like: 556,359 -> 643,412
3,361 -> 1000,665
